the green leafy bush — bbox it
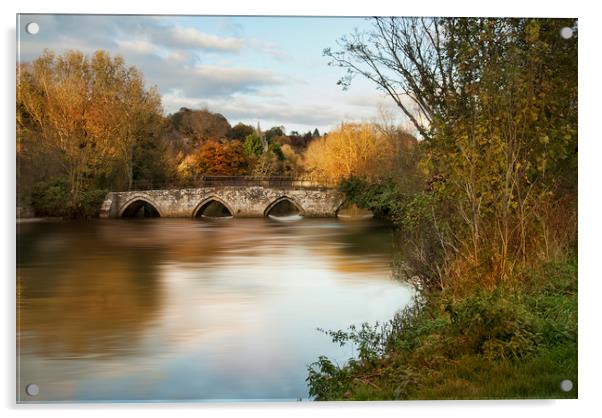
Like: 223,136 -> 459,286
30,178 -> 70,217
445,290 -> 539,360
74,188 -> 108,218
307,260 -> 577,400
338,176 -> 406,218
268,142 -> 285,160
30,178 -> 106,218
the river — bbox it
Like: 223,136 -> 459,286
17,217 -> 413,402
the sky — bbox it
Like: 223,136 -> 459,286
17,14 -> 404,134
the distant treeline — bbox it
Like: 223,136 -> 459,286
17,49 -> 416,217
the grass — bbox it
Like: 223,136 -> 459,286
307,258 -> 577,400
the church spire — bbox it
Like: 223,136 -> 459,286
256,121 -> 268,151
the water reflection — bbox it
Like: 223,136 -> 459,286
18,222 -> 162,358
267,214 -> 304,222
17,218 -> 412,402
337,202 -> 374,220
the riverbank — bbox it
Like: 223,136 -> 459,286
307,257 -> 577,400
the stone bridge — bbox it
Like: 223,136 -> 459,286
99,184 -> 346,218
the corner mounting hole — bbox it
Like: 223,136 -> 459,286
560,379 -> 573,392
560,27 -> 573,39
26,22 -> 40,35
25,383 -> 39,396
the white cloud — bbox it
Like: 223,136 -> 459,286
163,93 -> 343,130
17,15 -> 396,133
158,26 -> 243,52
189,65 -> 283,89
345,93 -> 391,108
247,39 -> 289,61
166,50 -> 192,64
18,15 -> 289,100
138,56 -> 285,98
116,39 -> 160,55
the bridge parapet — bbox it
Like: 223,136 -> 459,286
129,176 -> 335,190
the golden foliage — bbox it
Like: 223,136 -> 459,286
303,123 -> 397,183
17,49 -> 163,203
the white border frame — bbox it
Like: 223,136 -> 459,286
4,2 -> 599,417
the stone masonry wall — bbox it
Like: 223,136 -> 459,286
100,186 -> 346,218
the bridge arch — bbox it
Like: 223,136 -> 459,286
119,195 -> 163,217
193,196 -> 235,218
335,200 -> 374,219
264,196 -> 305,217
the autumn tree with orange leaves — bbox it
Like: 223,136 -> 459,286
17,49 -> 164,215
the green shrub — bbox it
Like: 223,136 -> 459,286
445,291 -> 539,360
30,178 -> 70,217
268,142 -> 285,161
74,188 -> 108,218
30,178 -> 107,218
307,356 -> 353,400
338,176 -> 406,218
307,259 -> 577,400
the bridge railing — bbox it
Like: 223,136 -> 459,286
129,176 -> 336,191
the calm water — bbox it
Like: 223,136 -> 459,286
17,218 -> 413,402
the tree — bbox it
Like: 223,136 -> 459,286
242,133 -> 264,157
313,128 -> 320,138
178,140 -> 248,182
281,144 -> 303,176
252,152 -> 281,176
227,122 -> 255,141
168,107 -> 231,143
131,131 -> 172,190
268,142 -> 285,161
303,122 -> 399,183
265,126 -> 285,142
326,18 -> 578,282
197,140 -> 247,176
114,66 -> 164,190
17,49 -> 164,213
274,134 -> 292,145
